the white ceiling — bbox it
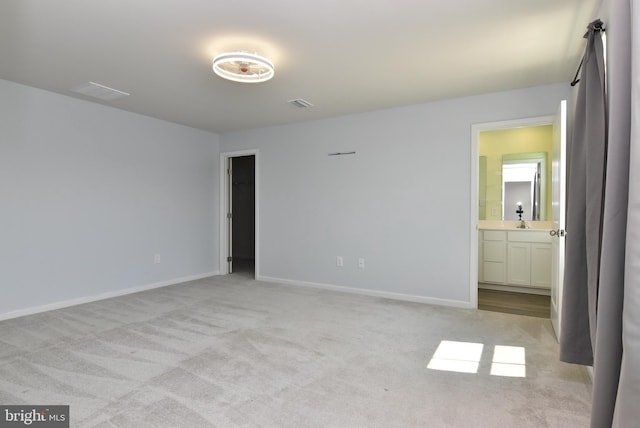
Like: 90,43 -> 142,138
0,0 -> 601,134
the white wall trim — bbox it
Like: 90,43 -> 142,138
469,115 -> 555,311
219,149 -> 260,276
258,275 -> 474,309
586,366 -> 594,384
0,271 -> 219,321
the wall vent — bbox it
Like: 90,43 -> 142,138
71,82 -> 130,101
288,98 -> 314,108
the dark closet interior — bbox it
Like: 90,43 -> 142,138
231,155 -> 255,276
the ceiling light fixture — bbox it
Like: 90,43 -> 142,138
212,51 -> 275,83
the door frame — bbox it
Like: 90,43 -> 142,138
219,149 -> 259,276
469,115 -> 554,309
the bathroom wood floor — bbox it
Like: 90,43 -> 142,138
478,289 -> 551,318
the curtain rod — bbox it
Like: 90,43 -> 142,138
571,19 -> 605,87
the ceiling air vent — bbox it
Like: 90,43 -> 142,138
288,98 -> 314,108
71,82 -> 130,101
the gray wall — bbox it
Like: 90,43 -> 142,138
0,79 -> 220,316
0,78 -> 572,315
221,83 -> 571,305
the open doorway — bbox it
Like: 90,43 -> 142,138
478,123 -> 554,318
470,116 -> 555,315
220,150 -> 258,279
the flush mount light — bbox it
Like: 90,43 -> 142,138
212,51 -> 274,83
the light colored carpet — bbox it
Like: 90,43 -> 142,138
0,274 -> 591,427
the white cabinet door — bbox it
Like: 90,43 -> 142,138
531,243 -> 552,288
507,243 -> 531,286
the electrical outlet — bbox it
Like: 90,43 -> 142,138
358,258 -> 365,269
337,256 -> 344,267
154,254 -> 161,264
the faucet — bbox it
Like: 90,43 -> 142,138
516,203 -> 526,228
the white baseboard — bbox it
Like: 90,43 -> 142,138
0,271 -> 220,321
257,275 -> 473,309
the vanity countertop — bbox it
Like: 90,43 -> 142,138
478,220 -> 553,231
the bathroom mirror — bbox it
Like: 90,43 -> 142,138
478,125 -> 552,221
501,154 -> 546,221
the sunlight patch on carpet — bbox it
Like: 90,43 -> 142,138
428,341 -> 527,377
490,345 -> 526,377
427,340 -> 484,374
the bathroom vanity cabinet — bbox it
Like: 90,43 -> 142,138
479,229 -> 551,291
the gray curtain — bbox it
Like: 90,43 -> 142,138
612,1 -> 639,425
560,20 -> 607,367
560,0 -> 636,426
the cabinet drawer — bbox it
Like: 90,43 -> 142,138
483,230 -> 506,241
483,262 -> 505,284
507,231 -> 551,243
